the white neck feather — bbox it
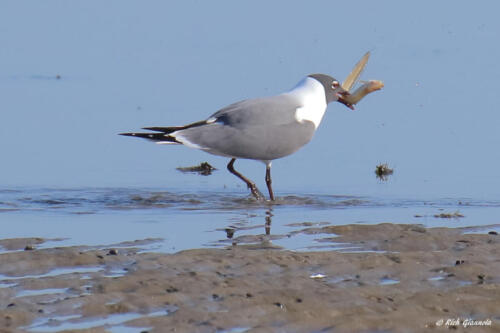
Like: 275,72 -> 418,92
286,77 -> 327,129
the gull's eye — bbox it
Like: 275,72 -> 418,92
331,80 -> 339,89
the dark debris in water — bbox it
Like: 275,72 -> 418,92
176,162 -> 216,176
434,211 -> 464,219
30,74 -> 62,80
375,163 -> 393,181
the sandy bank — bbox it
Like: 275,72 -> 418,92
0,223 -> 498,332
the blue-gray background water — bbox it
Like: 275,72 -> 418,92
1,1 -> 500,251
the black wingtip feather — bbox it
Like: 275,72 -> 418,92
142,120 -> 210,134
118,132 -> 180,143
142,126 -> 180,133
120,119 -> 211,143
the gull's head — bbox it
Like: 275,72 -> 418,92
308,73 -> 350,106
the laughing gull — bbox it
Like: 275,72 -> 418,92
121,74 -> 353,201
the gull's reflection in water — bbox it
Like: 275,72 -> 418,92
225,227 -> 235,239
223,209 -> 274,248
265,209 -> 272,235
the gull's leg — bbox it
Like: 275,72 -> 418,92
227,158 -> 265,200
265,162 -> 275,201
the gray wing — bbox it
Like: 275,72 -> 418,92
175,94 -> 317,161
208,94 -> 301,127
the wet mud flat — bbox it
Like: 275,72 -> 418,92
0,224 -> 498,333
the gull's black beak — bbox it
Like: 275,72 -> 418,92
336,89 -> 355,110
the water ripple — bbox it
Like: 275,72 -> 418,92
0,188 -> 376,213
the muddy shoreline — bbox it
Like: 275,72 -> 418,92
0,223 -> 498,332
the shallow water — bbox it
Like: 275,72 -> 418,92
0,188 -> 499,253
25,309 -> 169,332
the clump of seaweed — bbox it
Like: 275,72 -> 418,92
434,211 -> 464,219
375,163 -> 393,181
176,162 -> 216,176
